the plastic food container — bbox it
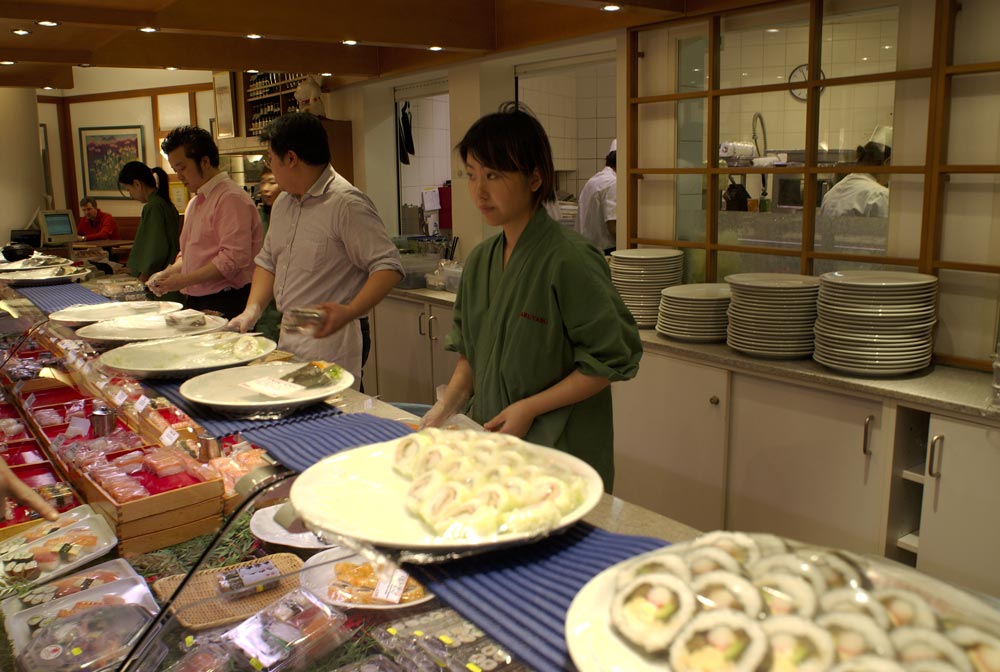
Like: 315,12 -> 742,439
0,514 -> 116,588
398,254 -> 443,289
442,263 -> 463,293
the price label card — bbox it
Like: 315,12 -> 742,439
372,568 -> 410,604
49,434 -> 66,453
112,389 -> 129,407
364,397 -> 373,410
239,377 -> 305,398
94,377 -> 108,390
24,393 -> 36,409
66,415 -> 91,437
134,395 -> 151,413
160,427 -> 180,446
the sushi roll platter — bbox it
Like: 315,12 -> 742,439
566,531 -> 1000,672
290,429 -> 603,551
0,513 -> 115,593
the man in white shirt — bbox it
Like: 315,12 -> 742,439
576,142 -> 617,253
819,141 -> 890,218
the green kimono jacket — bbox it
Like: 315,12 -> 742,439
445,208 -> 642,491
127,192 -> 180,279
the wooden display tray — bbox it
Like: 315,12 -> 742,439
151,553 -> 304,628
117,514 -> 223,557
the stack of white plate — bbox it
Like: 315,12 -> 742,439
656,283 -> 731,342
610,249 -> 684,328
725,273 -> 820,359
814,270 -> 938,376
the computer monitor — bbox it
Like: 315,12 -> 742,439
36,209 -> 78,246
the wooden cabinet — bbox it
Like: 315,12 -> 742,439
727,374 -> 888,554
372,295 -> 459,405
243,72 -> 307,136
612,352 -> 729,531
916,414 -> 1000,596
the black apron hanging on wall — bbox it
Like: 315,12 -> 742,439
398,101 -> 415,164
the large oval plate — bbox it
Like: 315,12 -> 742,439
76,314 -> 227,341
290,436 -> 603,552
0,256 -> 71,272
0,266 -> 90,286
299,547 -> 435,610
51,301 -> 183,325
179,361 -> 353,413
99,332 -> 276,378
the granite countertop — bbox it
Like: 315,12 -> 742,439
387,286 -> 998,424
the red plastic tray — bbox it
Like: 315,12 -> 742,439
0,404 -> 23,420
22,387 -> 90,407
1,441 -> 46,466
43,419 -> 130,441
11,462 -> 59,488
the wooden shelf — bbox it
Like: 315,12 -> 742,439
902,463 -> 926,484
897,532 -> 920,553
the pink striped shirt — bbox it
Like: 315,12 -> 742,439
178,172 -> 262,297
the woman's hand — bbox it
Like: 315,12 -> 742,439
1,462 -> 57,521
484,400 -> 536,437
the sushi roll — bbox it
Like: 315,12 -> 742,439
500,501 -> 562,534
685,546 -> 744,577
693,531 -> 762,566
432,455 -> 476,480
820,588 -> 893,630
761,615 -> 836,672
816,613 -> 896,661
750,553 -> 828,595
500,476 -> 532,508
405,470 -> 445,515
432,501 -> 501,539
393,433 -> 433,477
905,661 -> 966,672
615,551 -> 692,590
527,475 -> 581,515
33,551 -> 60,573
470,483 -> 516,513
692,571 -> 763,617
417,480 -> 470,525
414,442 -> 458,475
611,572 -> 696,654
21,560 -> 40,580
891,627 -> 972,672
947,625 -> 1000,672
492,449 -> 527,470
871,589 -> 938,629
749,533 -> 788,559
669,609 -> 769,672
796,549 -> 864,590
754,573 -> 818,618
831,655 -> 908,672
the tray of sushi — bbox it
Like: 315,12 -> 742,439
290,428 -> 603,552
565,531 -> 1000,672
5,558 -> 136,610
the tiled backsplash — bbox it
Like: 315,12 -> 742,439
399,93 -> 451,208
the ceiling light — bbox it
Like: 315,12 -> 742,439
884,44 -> 892,49
138,26 -> 157,33
602,4 -> 621,11
165,66 -> 178,70
11,29 -> 30,36
78,63 -> 91,67
766,28 -> 780,33
861,57 -> 868,61
246,69 -> 259,73
246,33 -> 263,40
36,20 -> 59,27
428,45 -> 443,52
0,61 -> 15,66
321,72 -> 332,77
42,86 -> 53,90
693,68 -> 701,72
342,39 -> 357,46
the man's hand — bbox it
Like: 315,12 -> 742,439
228,305 -> 262,333
311,303 -> 356,338
147,269 -> 182,296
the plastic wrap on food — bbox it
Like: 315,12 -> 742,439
111,449 -> 146,474
32,407 -> 63,427
163,643 -> 233,672
332,654 -> 405,672
143,448 -> 186,477
217,557 -> 281,599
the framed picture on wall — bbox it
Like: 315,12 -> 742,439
168,181 -> 190,213
213,71 -> 237,139
79,125 -> 145,199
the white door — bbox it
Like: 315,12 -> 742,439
372,297 -> 434,404
727,374 -> 887,553
917,414 -> 1000,597
612,352 -> 729,531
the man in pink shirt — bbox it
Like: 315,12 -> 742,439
149,126 -> 262,318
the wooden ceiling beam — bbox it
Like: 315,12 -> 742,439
532,0 -> 684,12
496,0 -> 676,50
0,46 -> 89,64
0,2 -> 156,28
0,62 -> 73,88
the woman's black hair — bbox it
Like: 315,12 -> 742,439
457,101 -> 555,207
118,161 -> 170,200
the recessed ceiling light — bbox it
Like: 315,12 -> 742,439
0,61 -> 16,66
79,63 -> 91,67
321,72 -> 332,77
246,69 -> 259,73
693,68 -> 701,72
138,26 -> 157,33
861,57 -> 868,61
36,20 -> 59,27
11,29 -> 30,36
165,66 -> 178,70
428,45 -> 443,52
602,4 -> 621,11
246,33 -> 263,40
42,86 -> 53,90
883,44 -> 893,49
342,39 -> 357,46
766,28 -> 780,33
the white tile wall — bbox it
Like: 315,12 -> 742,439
398,93 -> 452,208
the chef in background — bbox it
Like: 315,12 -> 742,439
819,127 -> 892,218
576,140 -> 617,254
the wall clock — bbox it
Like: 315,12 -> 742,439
788,64 -> 825,101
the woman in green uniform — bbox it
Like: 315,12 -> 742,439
117,162 -> 181,301
422,103 -> 642,491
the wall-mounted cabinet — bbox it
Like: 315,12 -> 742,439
243,73 -> 307,137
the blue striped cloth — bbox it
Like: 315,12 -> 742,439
242,413 -> 413,472
144,379 -> 344,438
409,524 -> 669,672
17,284 -> 110,314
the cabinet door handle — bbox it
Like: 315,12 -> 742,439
428,314 -> 438,341
417,311 -> 426,336
928,434 -> 944,479
862,414 -> 875,456
709,395 -> 720,405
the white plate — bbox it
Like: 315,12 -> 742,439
290,437 -> 603,552
660,283 -> 730,299
179,361 -> 353,413
1,267 -> 90,286
50,301 -> 183,324
610,249 -> 684,261
249,504 -> 336,549
656,329 -> 726,343
76,314 -> 227,341
299,548 -> 435,610
0,256 -> 71,272
813,352 -> 931,376
820,270 -> 938,288
99,333 -> 277,378
726,273 -> 820,288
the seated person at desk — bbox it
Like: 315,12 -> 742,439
117,161 -> 181,288
77,197 -> 120,241
819,141 -> 891,218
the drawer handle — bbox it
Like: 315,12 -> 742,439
928,434 -> 944,479
709,395 -> 720,405
417,311 -> 426,336
862,414 -> 875,456
428,314 -> 438,341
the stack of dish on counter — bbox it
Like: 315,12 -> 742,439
0,254 -> 89,286
610,248 -> 684,328
565,530 -> 1000,671
656,283 -> 732,342
725,273 -> 820,359
814,271 -> 939,376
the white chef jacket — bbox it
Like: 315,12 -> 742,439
819,173 -> 889,218
576,166 -> 617,251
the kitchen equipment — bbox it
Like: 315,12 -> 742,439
197,433 -> 222,462
89,408 -> 117,437
1,243 -> 34,262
